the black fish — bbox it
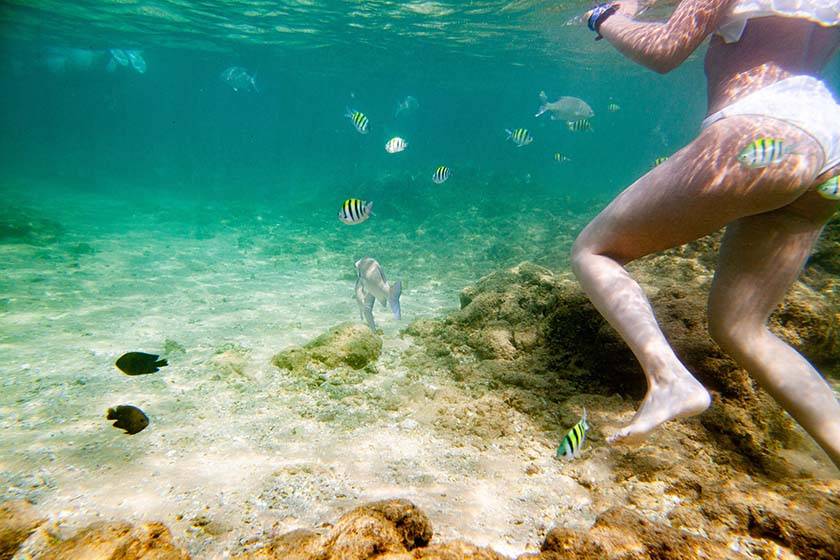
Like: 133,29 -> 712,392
106,405 -> 149,435
115,352 -> 168,375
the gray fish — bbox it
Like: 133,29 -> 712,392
115,352 -> 168,375
535,91 -> 594,122
354,257 -> 402,332
107,405 -> 149,435
220,66 -> 258,93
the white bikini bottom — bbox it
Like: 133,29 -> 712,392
701,75 -> 840,175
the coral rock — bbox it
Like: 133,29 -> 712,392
0,500 -> 45,560
534,507 -> 736,560
272,323 -> 383,379
32,521 -> 189,560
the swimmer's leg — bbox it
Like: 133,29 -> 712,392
708,205 -> 840,469
570,116 -> 823,445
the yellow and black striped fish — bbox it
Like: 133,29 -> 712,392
556,408 -> 589,460
817,175 -> 840,200
432,165 -> 451,184
506,128 -> 533,147
345,108 -> 369,134
338,198 -> 373,225
652,156 -> 669,167
567,119 -> 593,132
554,152 -> 571,163
737,137 -> 794,168
608,102 -> 620,112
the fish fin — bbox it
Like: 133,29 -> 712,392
354,278 -> 367,318
389,280 -> 402,320
539,90 -> 548,102
535,106 -> 546,118
345,106 -> 354,119
154,359 -> 168,368
363,294 -> 377,331
505,129 -> 513,139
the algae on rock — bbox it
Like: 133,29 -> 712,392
272,323 -> 383,387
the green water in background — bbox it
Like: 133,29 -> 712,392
1,1 -> 840,556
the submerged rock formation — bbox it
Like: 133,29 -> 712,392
272,322 -> 383,386
6,517 -> 189,560
4,493 -> 839,560
0,500 -> 44,560
401,231 -> 840,559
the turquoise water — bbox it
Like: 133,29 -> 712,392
2,2 -> 839,557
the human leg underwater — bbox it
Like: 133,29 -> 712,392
570,115 -> 828,446
708,199 -> 840,469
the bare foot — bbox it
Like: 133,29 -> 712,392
608,373 -> 711,445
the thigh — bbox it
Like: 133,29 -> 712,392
708,207 -> 828,330
575,116 -> 825,263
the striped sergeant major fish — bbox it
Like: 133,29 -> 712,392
385,136 -> 407,153
608,102 -> 620,112
432,165 -> 450,184
817,175 -> 840,200
506,128 -> 533,147
345,108 -> 369,134
567,119 -> 593,132
554,152 -> 571,163
338,198 -> 373,225
737,137 -> 796,168
556,408 -> 589,460
652,156 -> 669,167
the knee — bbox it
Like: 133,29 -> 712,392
570,232 -> 593,278
707,311 -> 763,355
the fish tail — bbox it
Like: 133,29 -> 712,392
155,359 -> 168,367
345,106 -> 354,119
389,280 -> 402,320
505,129 -> 513,139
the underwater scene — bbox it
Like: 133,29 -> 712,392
1,1 -> 840,559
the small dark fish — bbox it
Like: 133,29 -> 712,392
115,352 -> 168,375
107,405 -> 149,435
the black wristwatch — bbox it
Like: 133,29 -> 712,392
588,2 -> 621,41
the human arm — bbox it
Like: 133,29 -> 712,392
590,0 -> 738,73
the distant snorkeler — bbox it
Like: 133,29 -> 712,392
106,49 -> 146,74
572,0 -> 840,469
115,351 -> 168,375
395,95 -> 419,117
354,257 -> 402,332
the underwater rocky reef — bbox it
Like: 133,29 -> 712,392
2,217 -> 840,560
